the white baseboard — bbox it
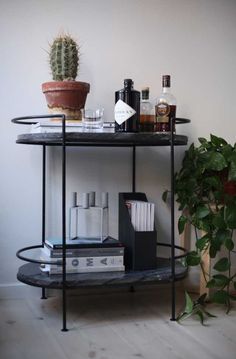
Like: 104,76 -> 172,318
0,282 -> 42,299
0,281 -> 181,300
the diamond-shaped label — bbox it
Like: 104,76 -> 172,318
114,99 -> 136,125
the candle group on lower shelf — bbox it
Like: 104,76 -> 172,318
69,191 -> 109,242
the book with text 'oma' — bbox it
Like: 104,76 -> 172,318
40,255 -> 125,274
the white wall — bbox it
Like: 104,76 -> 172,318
0,0 -> 236,289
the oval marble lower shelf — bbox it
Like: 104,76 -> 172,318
17,258 -> 188,289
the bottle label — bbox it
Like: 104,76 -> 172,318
114,99 -> 136,125
155,102 -> 170,123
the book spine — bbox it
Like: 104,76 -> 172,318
40,255 -> 124,269
45,240 -> 123,250
40,265 -> 125,275
42,246 -> 124,258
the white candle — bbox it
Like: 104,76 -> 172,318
89,191 -> 95,207
72,192 -> 77,207
101,192 -> 108,208
82,192 -> 89,209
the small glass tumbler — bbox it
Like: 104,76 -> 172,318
81,108 -> 104,131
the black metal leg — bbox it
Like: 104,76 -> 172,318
41,288 -> 47,299
132,146 -> 136,193
41,145 -> 47,300
61,288 -> 68,332
61,116 -> 68,332
170,118 -> 176,321
42,145 -> 46,245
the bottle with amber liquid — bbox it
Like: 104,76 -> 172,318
155,75 -> 176,133
139,87 -> 155,132
114,79 -> 140,132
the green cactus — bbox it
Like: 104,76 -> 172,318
49,35 -> 79,81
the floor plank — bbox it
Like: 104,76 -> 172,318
0,286 -> 236,359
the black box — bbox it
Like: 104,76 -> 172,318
119,193 -> 157,271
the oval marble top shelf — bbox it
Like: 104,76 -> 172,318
17,259 -> 188,289
16,132 -> 188,147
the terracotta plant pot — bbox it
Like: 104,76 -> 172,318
42,81 -> 90,121
218,169 -> 236,197
224,181 -> 236,196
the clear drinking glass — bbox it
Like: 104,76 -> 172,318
81,108 -> 104,131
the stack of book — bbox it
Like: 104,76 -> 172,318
125,200 -> 155,231
40,237 -> 125,275
31,120 -> 115,133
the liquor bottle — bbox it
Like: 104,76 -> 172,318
155,75 -> 176,133
114,79 -> 140,132
139,87 -> 155,132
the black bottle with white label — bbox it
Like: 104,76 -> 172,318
114,79 -> 140,132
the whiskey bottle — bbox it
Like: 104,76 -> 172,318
140,87 -> 155,132
155,75 -> 176,133
114,79 -> 140,132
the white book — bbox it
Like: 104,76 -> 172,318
150,203 -> 155,231
129,202 -> 137,230
135,201 -> 141,231
146,202 -> 151,231
41,245 -> 124,258
40,255 -> 124,269
31,121 -> 115,134
141,202 -> 148,231
40,264 -> 125,275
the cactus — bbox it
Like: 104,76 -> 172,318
49,35 -> 79,81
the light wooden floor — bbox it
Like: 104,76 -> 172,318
0,286 -> 236,359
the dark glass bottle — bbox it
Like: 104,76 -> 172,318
114,79 -> 140,132
139,87 -> 155,132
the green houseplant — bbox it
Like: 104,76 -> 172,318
42,34 -> 90,120
163,134 -> 236,321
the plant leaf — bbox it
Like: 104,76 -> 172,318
224,237 -> 234,251
178,215 -> 188,234
210,134 -> 228,147
215,229 -> 231,243
196,234 -> 209,250
222,144 -> 233,161
225,204 -> 236,229
198,137 -> 207,145
206,279 -> 216,288
228,152 -> 236,181
212,290 -> 229,304
196,310 -> 205,325
213,257 -> 230,272
205,152 -> 227,171
196,293 -> 207,305
195,205 -> 210,219
212,274 -> 230,287
212,213 -> 226,229
209,237 -> 223,258
162,190 -> 169,203
204,176 -> 221,189
186,251 -> 201,266
184,291 -> 194,314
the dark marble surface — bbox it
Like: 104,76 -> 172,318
16,132 -> 188,147
17,258 -> 188,289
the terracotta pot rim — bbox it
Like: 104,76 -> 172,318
42,81 -> 90,93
